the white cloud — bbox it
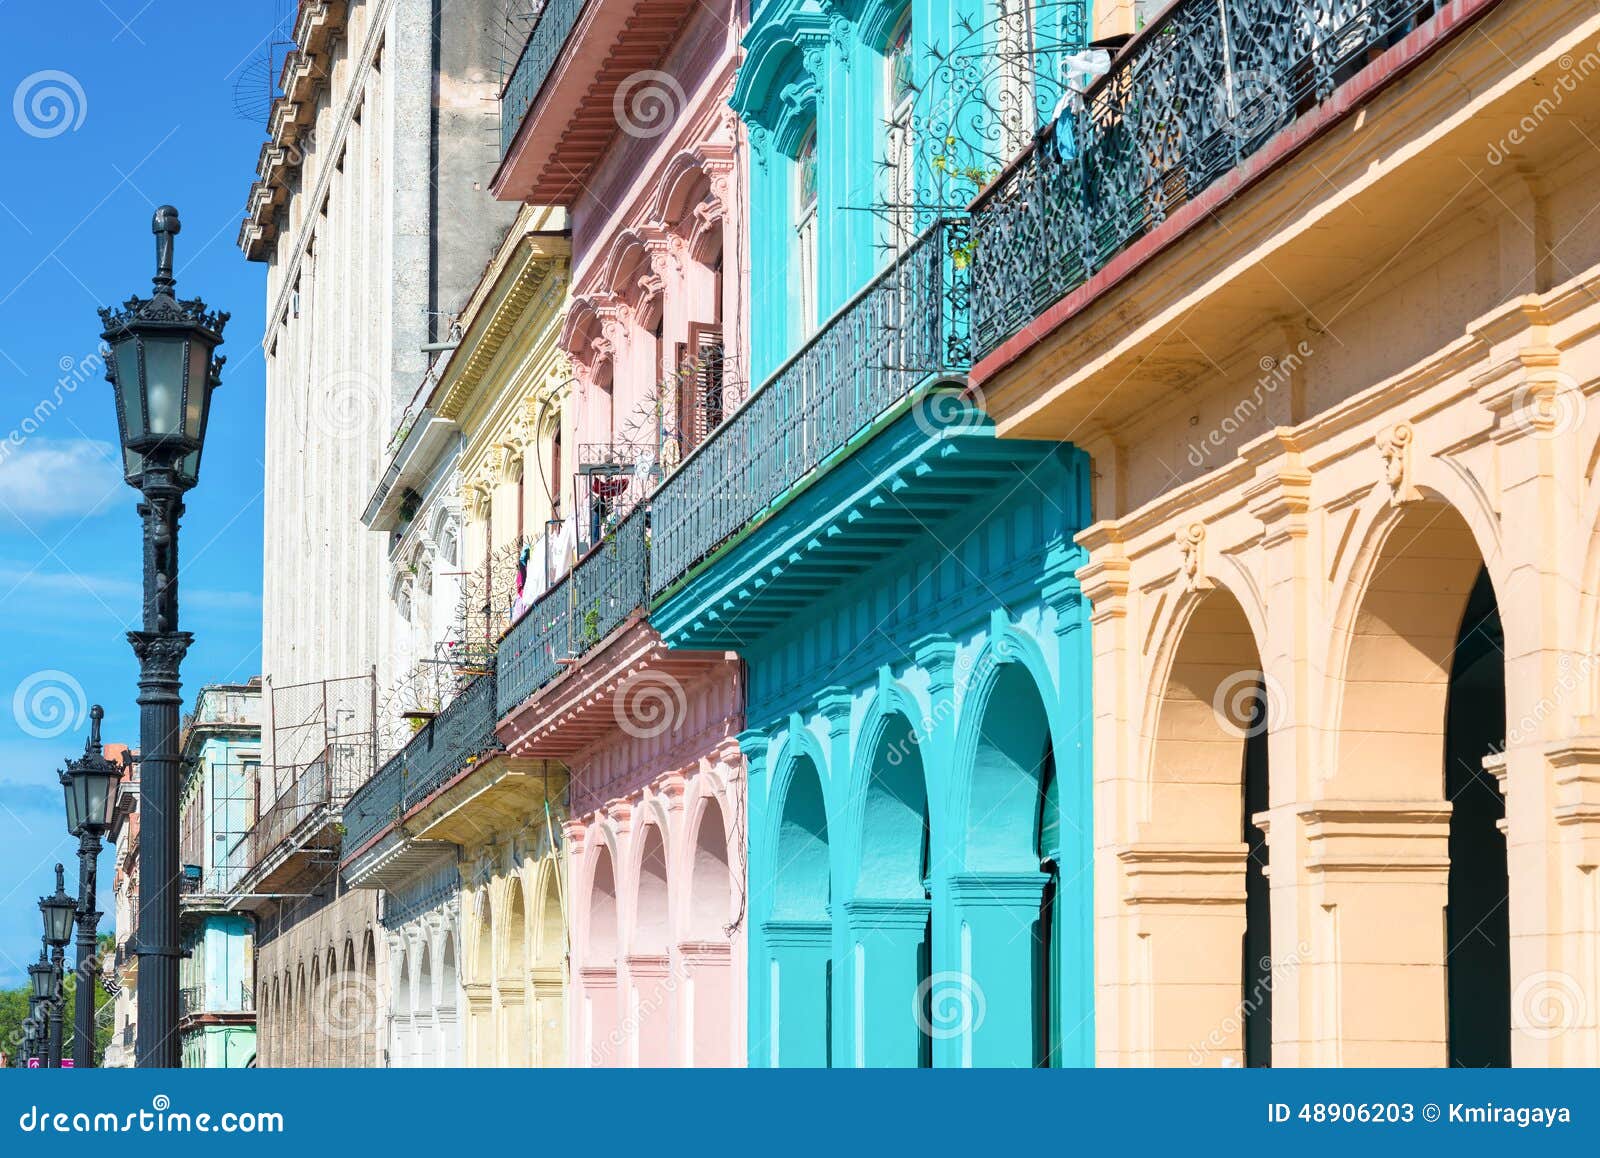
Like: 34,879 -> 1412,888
0,438 -> 123,523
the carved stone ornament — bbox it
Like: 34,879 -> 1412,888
1377,422 -> 1417,506
1177,522 -> 1209,591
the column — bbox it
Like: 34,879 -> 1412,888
942,873 -> 1049,1067
843,899 -> 931,1067
762,920 -> 832,1068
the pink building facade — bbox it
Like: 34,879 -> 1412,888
493,0 -> 750,1068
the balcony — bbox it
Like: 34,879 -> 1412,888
968,0 -> 1450,361
340,673 -> 503,876
496,506 -> 650,717
494,0 -> 703,202
179,982 -> 255,1023
650,219 -> 971,602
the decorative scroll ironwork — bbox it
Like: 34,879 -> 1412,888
496,506 -> 650,718
969,0 -> 1447,358
649,218 -> 970,598
878,2 -> 1089,241
500,0 -> 588,156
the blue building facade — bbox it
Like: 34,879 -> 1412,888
649,0 -> 1095,1066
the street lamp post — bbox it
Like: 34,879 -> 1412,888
61,705 -> 123,1068
39,866 -> 75,1067
25,953 -> 52,1067
98,206 -> 227,1068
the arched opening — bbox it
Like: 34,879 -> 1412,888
294,964 -> 308,1069
533,868 -> 565,1067
586,846 -> 622,1066
632,825 -> 673,1066
503,883 -> 530,1066
323,948 -> 339,1068
1141,589 -> 1268,1067
340,939 -> 357,1068
766,755 -> 832,1067
440,935 -> 461,1067
685,797 -> 734,1065
852,711 -> 931,1067
309,957 -> 324,1068
962,660 -> 1070,1067
1332,501 -> 1507,1066
416,941 -> 435,1067
360,932 -> 377,1069
1446,571 -> 1510,1065
393,950 -> 412,1069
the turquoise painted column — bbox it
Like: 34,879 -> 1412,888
763,920 -> 833,1067
945,872 -> 1050,1067
843,898 -> 931,1066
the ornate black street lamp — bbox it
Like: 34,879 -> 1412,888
39,865 -> 75,1067
26,952 -> 52,1067
98,206 -> 227,1068
61,705 -> 122,1068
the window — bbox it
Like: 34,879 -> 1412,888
886,15 -> 916,246
795,125 -> 820,335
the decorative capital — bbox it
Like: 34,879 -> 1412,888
126,630 -> 193,674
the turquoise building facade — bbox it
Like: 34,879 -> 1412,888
650,0 -> 1095,1066
178,682 -> 262,1068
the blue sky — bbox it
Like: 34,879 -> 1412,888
0,3 -> 284,986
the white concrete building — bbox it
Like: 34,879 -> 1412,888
237,0 -> 516,1066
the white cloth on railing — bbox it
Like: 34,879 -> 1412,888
1049,48 -> 1113,162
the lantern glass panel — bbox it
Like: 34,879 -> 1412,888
29,966 -> 51,1000
142,335 -> 187,436
84,767 -> 116,828
123,445 -> 144,483
178,448 -> 201,489
42,898 -> 75,946
61,775 -> 81,836
184,342 -> 208,436
113,341 -> 144,440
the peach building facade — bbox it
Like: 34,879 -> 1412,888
972,0 -> 1600,1066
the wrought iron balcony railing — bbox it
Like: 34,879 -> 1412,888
497,506 -> 650,718
969,0 -> 1448,359
500,0 -> 587,156
649,219 -> 970,597
342,673 -> 503,855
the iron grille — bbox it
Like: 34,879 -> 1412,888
969,0 -> 1448,357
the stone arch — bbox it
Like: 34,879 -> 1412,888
634,823 -> 671,956
1325,496 -> 1509,1066
361,930 -> 377,1069
532,860 -> 566,1067
763,750 -> 833,1067
952,649 -> 1077,1067
309,955 -> 323,1068
584,840 -> 623,1065
683,791 -> 736,1066
849,704 -> 932,1067
501,876 -> 531,1066
341,938 -> 358,1068
294,962 -> 308,1069
393,945 -> 412,1069
1135,583 -> 1271,1067
687,793 -> 733,941
474,889 -> 495,984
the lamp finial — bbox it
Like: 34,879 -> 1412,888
152,205 -> 180,296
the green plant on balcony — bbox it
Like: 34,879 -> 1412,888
580,601 -> 602,648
